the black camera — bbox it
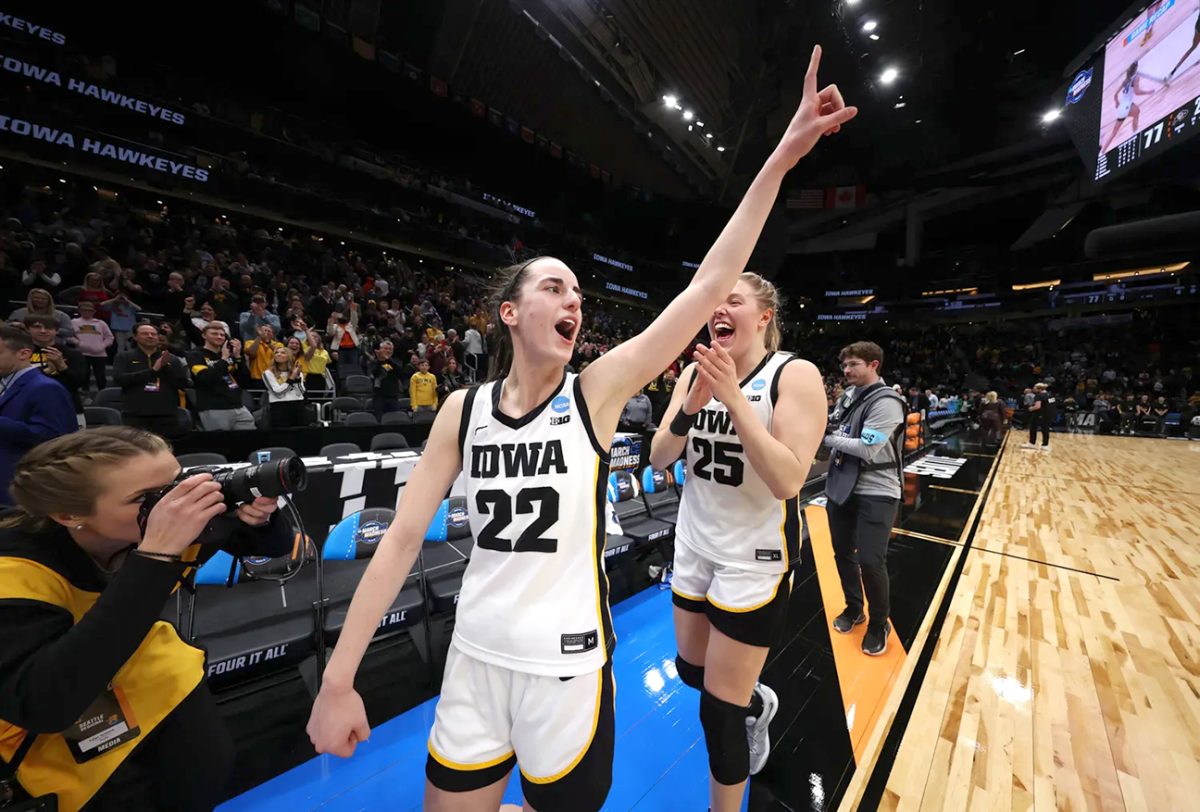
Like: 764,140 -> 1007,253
137,458 -> 308,543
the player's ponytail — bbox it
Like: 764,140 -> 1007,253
739,272 -> 783,352
486,257 -> 544,382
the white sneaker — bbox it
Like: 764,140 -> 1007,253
1039,445 -> 1051,453
747,682 -> 779,776
1021,442 -> 1037,449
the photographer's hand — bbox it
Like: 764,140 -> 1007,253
236,496 -> 278,527
139,474 -> 227,556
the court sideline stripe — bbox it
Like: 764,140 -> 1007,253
840,437 -> 1006,811
890,527 -> 962,546
928,485 -> 980,495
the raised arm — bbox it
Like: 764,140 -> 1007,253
581,46 -> 856,419
308,389 -> 468,758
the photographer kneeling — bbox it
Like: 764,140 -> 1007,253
0,427 -> 294,811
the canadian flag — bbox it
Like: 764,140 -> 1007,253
826,185 -> 866,209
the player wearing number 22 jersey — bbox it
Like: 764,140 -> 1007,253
453,370 -> 612,673
425,369 -> 615,808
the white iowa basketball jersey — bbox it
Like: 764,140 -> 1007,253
675,351 -> 802,574
455,370 -> 613,677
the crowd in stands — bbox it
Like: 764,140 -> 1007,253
0,173 -> 648,436
2,171 -> 1197,445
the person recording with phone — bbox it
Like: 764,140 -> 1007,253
187,324 -> 256,431
0,427 -> 295,811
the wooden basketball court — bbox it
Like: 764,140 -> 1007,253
849,432 -> 1200,810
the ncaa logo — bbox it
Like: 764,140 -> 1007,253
551,395 -> 570,414
357,521 -> 387,545
751,379 -> 766,391
1066,68 -> 1092,105
448,505 -> 469,528
243,556 -> 272,565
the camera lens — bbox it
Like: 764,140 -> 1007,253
212,457 -> 308,504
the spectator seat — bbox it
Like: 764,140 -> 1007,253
177,452 -> 229,468
177,407 -> 194,433
94,387 -> 122,408
343,375 -> 373,397
640,465 -> 680,524
370,432 -> 410,451
320,442 -> 362,459
607,469 -> 674,550
413,409 -> 437,424
382,411 -> 414,425
321,508 -> 424,641
345,412 -> 379,426
84,406 -> 122,427
248,447 -> 297,464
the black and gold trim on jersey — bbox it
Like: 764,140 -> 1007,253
458,385 -> 481,458
780,495 -> 802,567
574,376 -> 610,462
591,456 -> 616,658
490,369 -> 568,429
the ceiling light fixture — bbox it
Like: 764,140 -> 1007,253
880,66 -> 899,84
705,133 -> 713,139
717,146 -> 726,152
1041,109 -> 1061,123
662,94 -> 677,107
683,109 -> 694,121
869,33 -> 880,40
894,101 -> 906,108
862,20 -> 878,32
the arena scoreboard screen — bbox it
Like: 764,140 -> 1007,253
1064,0 -> 1200,182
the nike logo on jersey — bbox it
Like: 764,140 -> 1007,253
693,408 -> 738,436
470,440 -> 569,479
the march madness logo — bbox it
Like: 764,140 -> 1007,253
1066,68 -> 1092,105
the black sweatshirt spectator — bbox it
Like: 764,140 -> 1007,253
113,325 -> 189,438
371,340 -> 405,419
187,325 -> 256,431
26,315 -> 88,419
438,358 -> 466,401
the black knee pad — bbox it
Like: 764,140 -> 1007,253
699,689 -> 749,785
675,655 -> 705,691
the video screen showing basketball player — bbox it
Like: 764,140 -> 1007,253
1099,0 -> 1200,156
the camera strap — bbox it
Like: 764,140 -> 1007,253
0,732 -> 40,807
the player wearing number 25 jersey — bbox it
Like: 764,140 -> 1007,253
673,350 -> 802,640
676,349 -> 802,571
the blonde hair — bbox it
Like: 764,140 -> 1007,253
271,346 -> 295,378
1,427 -> 170,531
738,272 -> 782,352
985,391 -> 998,404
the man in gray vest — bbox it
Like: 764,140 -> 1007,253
823,341 -> 906,656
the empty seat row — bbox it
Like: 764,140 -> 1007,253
182,497 -> 472,690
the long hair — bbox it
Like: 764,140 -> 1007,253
1,427 -> 170,531
738,272 -> 783,352
270,347 -> 294,379
486,256 -> 549,382
25,287 -> 55,315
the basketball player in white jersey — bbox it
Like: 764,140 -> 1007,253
648,274 -> 827,812
1100,60 -> 1165,155
306,45 -> 856,812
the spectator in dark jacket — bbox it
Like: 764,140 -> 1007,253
438,358 -> 466,401
371,340 -> 405,419
113,324 -> 188,437
25,315 -> 88,422
187,324 -> 256,430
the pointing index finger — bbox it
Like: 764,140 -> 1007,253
804,45 -> 822,100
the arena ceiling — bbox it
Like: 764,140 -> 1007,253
390,0 -> 1143,200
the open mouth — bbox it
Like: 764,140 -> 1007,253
711,320 -> 735,345
554,317 -> 577,344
